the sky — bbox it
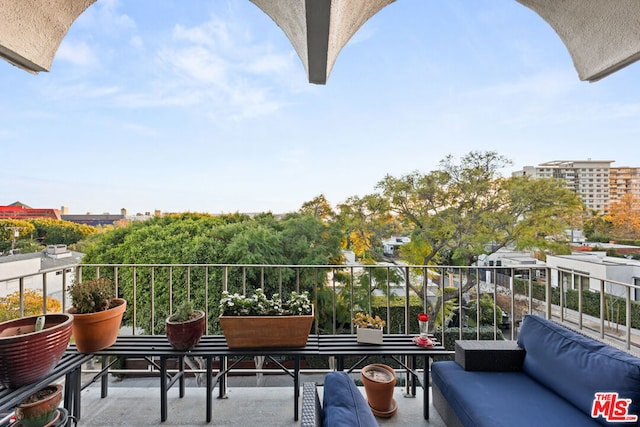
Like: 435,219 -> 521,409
2,0 -> 640,216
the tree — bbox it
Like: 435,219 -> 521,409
347,151 -> 583,321
80,212 -> 343,334
376,151 -> 582,266
335,194 -> 401,262
28,218 -> 98,246
606,193 -> 640,240
300,194 -> 335,222
0,220 -> 36,253
0,290 -> 62,321
583,209 -> 612,242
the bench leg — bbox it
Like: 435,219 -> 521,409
294,357 -> 300,421
64,368 -> 82,421
179,357 -> 185,399
206,356 -> 213,423
160,357 -> 168,422
101,356 -> 109,398
423,356 -> 429,420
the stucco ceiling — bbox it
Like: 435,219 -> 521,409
1,0 -> 639,84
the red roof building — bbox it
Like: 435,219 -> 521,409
0,203 -> 61,220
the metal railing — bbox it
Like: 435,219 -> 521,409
3,262 -> 640,354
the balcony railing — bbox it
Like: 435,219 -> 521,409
3,262 -> 640,356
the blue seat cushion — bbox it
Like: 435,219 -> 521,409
517,315 -> 640,424
432,361 -> 599,427
322,371 -> 377,427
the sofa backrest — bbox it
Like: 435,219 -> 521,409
517,315 -> 640,425
322,371 -> 378,427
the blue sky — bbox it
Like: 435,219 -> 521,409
2,0 -> 640,216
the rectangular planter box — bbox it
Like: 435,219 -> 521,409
356,327 -> 383,344
219,306 -> 314,349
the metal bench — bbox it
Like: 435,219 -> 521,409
71,335 -> 319,423
0,351 -> 93,426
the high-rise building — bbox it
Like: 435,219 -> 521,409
610,167 -> 640,206
513,160 -> 614,213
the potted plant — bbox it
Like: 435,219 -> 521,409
352,312 -> 385,344
14,383 -> 64,427
218,289 -> 313,349
0,314 -> 73,389
361,363 -> 397,418
67,278 -> 126,353
166,300 -> 206,350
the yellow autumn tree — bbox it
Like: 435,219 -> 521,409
0,289 -> 62,322
606,193 -> 640,240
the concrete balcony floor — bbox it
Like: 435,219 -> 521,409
75,373 -> 446,426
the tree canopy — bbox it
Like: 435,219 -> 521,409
80,211 -> 344,333
336,151 -> 583,266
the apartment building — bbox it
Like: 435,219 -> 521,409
610,166 -> 640,206
514,160 -> 614,213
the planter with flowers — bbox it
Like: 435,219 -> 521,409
352,312 -> 385,344
218,289 -> 313,349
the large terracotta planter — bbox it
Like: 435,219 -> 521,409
361,363 -> 397,418
0,314 -> 73,389
68,298 -> 126,353
166,310 -> 206,350
15,383 -> 63,427
219,306 -> 314,349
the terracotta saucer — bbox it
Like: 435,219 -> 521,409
368,398 -> 398,418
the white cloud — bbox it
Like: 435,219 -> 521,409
56,40 -> 99,68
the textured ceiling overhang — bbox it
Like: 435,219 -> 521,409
517,0 -> 640,82
0,0 -> 95,73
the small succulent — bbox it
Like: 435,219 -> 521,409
168,301 -> 196,323
352,312 -> 386,330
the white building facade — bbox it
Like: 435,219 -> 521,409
546,253 -> 640,301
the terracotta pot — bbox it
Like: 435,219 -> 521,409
0,314 -> 73,389
166,310 -> 206,350
219,306 -> 314,349
361,363 -> 396,414
68,298 -> 126,353
15,383 -> 63,427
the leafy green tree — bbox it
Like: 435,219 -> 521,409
0,220 -> 36,252
583,209 -> 612,242
342,151 -> 583,322
466,294 -> 503,327
80,212 -> 343,334
300,194 -> 335,222
376,151 -> 582,266
28,218 -> 98,246
335,194 -> 401,262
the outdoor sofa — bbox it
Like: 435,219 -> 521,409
431,314 -> 640,426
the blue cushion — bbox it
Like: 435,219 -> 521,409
517,315 -> 640,425
432,361 -> 600,427
322,371 -> 378,427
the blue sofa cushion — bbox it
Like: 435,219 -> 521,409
517,315 -> 640,424
432,360 -> 600,427
322,371 -> 378,427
